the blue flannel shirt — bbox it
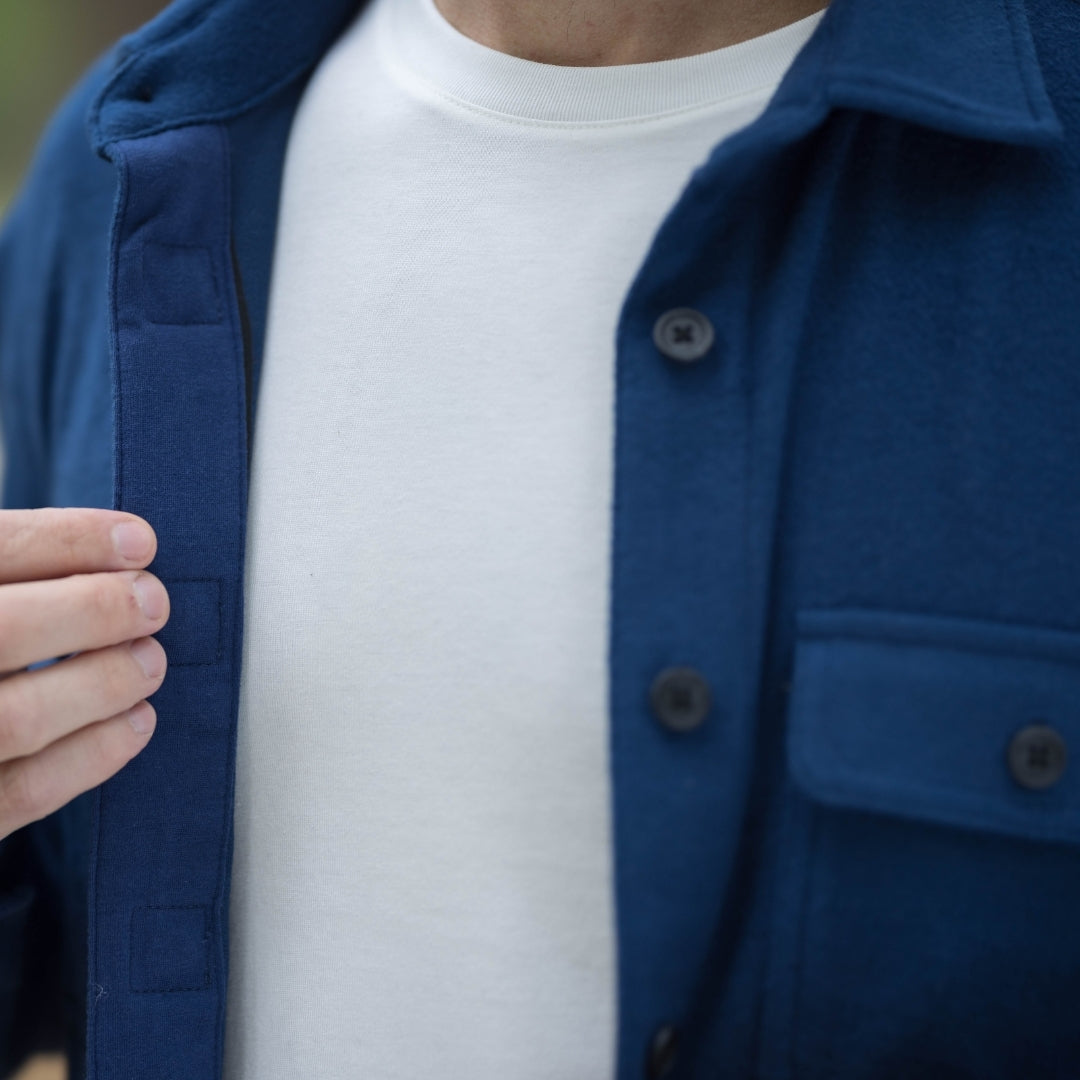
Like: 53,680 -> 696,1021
1,0 -> 1079,1076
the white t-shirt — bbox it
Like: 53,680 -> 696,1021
223,0 -> 824,1075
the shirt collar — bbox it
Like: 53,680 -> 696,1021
88,0 -> 1062,155
772,0 -> 1064,146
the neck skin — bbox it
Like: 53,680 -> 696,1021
432,0 -> 830,66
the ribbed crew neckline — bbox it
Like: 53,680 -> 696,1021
379,0 -> 827,124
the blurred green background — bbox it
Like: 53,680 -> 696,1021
0,0 -> 171,216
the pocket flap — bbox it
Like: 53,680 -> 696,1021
788,609 -> 1080,845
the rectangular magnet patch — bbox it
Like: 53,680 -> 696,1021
142,242 -> 224,325
155,578 -> 223,666
130,905 -> 211,993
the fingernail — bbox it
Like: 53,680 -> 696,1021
129,637 -> 165,680
128,702 -> 155,735
112,522 -> 152,561
132,574 -> 167,621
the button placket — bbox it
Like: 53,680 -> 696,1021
612,290 -> 747,1079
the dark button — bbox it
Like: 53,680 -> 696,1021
652,308 -> 715,363
650,667 -> 710,733
646,1024 -> 680,1079
1008,724 -> 1068,790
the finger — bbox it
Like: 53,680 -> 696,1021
0,701 -> 156,837
0,507 -> 157,585
0,570 -> 169,675
0,650 -> 83,683
0,638 -> 166,760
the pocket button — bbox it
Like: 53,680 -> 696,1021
1007,723 -> 1068,790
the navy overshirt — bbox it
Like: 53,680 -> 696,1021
1,0 -> 1079,1076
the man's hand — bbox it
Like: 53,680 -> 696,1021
0,507 -> 169,840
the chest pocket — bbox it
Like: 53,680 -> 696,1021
759,609 -> 1080,1080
